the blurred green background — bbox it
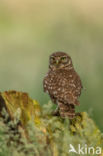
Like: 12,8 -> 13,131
0,0 -> 103,130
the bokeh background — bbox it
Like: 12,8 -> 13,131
0,0 -> 103,130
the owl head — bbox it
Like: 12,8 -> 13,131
49,52 -> 73,70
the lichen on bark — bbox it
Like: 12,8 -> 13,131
0,90 -> 102,156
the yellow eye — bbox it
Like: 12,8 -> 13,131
50,57 -> 55,63
61,57 -> 67,61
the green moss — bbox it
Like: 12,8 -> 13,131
0,91 -> 103,156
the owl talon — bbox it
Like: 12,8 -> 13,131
52,111 -> 60,116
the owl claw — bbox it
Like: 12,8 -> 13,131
52,111 -> 60,116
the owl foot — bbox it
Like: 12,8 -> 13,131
52,107 -> 60,116
60,111 -> 75,119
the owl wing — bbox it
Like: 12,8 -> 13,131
62,90 -> 80,106
59,70 -> 83,106
43,75 -> 48,93
73,71 -> 83,97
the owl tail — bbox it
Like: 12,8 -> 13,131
58,102 -> 75,119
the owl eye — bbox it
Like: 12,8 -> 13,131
61,56 -> 68,63
50,57 -> 55,64
61,56 -> 67,60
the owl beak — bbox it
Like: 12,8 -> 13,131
56,60 -> 59,65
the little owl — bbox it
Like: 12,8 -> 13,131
43,52 -> 83,119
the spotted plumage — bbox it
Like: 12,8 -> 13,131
43,52 -> 83,119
